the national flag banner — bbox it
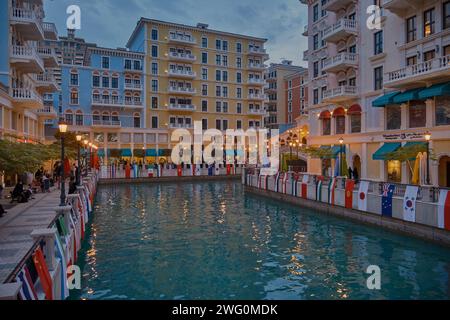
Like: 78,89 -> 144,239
438,189 -> 450,230
33,248 -> 53,300
16,266 -> 38,300
275,172 -> 281,192
345,179 -> 356,209
301,175 -> 308,199
282,173 -> 289,194
381,184 -> 396,217
258,174 -> 263,189
358,181 -> 370,211
55,237 -> 69,300
292,174 -> 299,196
403,186 -> 419,222
316,180 -> 323,202
328,178 -> 337,205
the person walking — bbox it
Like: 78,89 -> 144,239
353,167 -> 359,182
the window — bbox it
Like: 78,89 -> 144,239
313,61 -> 319,78
151,116 -> 158,129
222,40 -> 228,51
216,55 -> 221,65
70,90 -> 78,105
216,70 -> 221,81
374,31 -> 383,55
134,114 -> 141,128
216,119 -> 221,130
436,97 -> 450,126
102,56 -> 109,69
386,105 -> 401,130
237,103 -> 242,114
313,4 -> 319,22
313,88 -> 319,104
200,119 -> 207,130
445,1 -> 450,30
387,160 -> 402,183
409,101 -> 426,128
236,72 -> 242,83
92,75 -> 100,87
151,29 -> 158,41
134,60 -> 141,71
335,115 -> 345,134
222,87 -> 228,98
202,52 -> 208,64
202,84 -> 208,96
374,66 -> 383,90
350,114 -> 361,133
223,102 -> 228,113
406,16 -> 417,43
151,97 -> 158,109
222,119 -> 228,130
322,118 -> 331,135
216,86 -> 221,97
406,56 -> 417,66
151,45 -> 158,58
321,0 -> 327,17
349,45 -> 357,53
152,62 -> 158,75
216,101 -> 222,112
111,77 -> 118,89
124,59 -> 132,70
65,112 -> 73,125
216,39 -> 221,50
102,76 -> 109,88
222,55 -> 228,66
424,8 -> 435,37
236,57 -> 242,68
313,34 -> 319,50
237,88 -> 242,98
202,100 -> 208,112
70,73 -> 78,86
236,42 -> 242,53
75,112 -> 83,126
152,79 -> 158,92
237,120 -> 242,129
202,37 -> 208,48
222,71 -> 228,82
423,50 -> 435,62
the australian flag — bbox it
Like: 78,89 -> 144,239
382,184 -> 396,217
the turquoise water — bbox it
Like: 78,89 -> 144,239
70,181 -> 450,300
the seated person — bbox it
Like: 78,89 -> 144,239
11,181 -> 24,202
68,176 -> 77,194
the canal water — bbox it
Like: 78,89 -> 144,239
70,181 -> 450,300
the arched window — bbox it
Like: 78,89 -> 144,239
111,91 -> 119,104
348,104 -> 362,133
92,89 -> 100,103
65,109 -> 74,125
75,110 -> 83,126
111,112 -> 120,125
92,111 -> 100,125
102,90 -> 110,103
70,69 -> 79,86
333,107 -> 346,134
319,111 -> 331,135
102,111 -> 110,124
133,112 -> 141,128
133,92 -> 141,105
125,91 -> 132,105
70,88 -> 79,105
111,73 -> 119,89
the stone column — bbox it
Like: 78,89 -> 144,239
361,143 -> 368,180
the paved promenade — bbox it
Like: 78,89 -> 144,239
0,190 -> 61,283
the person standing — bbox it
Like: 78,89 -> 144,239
353,167 -> 359,182
348,167 -> 353,180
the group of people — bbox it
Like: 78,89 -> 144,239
348,167 -> 360,181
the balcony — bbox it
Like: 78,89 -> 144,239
92,98 -> 143,108
92,119 -> 121,128
36,106 -> 57,119
248,62 -> 266,71
10,88 -> 43,109
322,53 -> 359,73
168,34 -> 196,45
323,19 -> 358,43
384,55 -> 450,88
42,22 -> 58,40
248,93 -> 267,101
168,104 -> 196,112
10,45 -> 45,73
124,83 -> 143,90
302,25 -> 308,37
323,86 -> 358,103
247,78 -> 265,86
168,52 -> 196,62
248,47 -> 267,55
323,0 -> 355,12
169,123 -> 194,129
36,46 -> 58,68
31,72 -> 59,92
168,69 -> 196,79
10,7 -> 44,41
382,0 -> 424,17
248,108 -> 266,115
168,87 -> 196,95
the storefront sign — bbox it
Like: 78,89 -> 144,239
383,133 -> 424,141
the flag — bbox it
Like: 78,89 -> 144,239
381,184 -> 396,217
16,266 -> 38,300
292,174 -> 299,196
403,186 -> 419,222
345,179 -> 355,209
438,189 -> 450,230
33,248 -> 53,300
282,173 -> 289,194
328,178 -> 337,204
55,237 -> 69,300
358,181 -> 370,211
316,179 -> 323,202
275,172 -> 281,192
301,175 -> 308,199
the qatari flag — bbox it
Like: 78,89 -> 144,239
381,184 -> 396,217
438,189 -> 450,231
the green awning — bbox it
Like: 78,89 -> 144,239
331,145 -> 346,158
372,91 -> 400,107
97,149 -> 105,157
419,82 -> 450,99
146,149 -> 157,157
402,142 -> 427,160
121,149 -> 132,157
392,88 -> 423,104
372,142 -> 402,160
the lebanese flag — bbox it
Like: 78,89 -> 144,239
301,175 -> 309,199
33,248 -> 53,300
403,186 -> 419,222
438,189 -> 450,230
345,179 -> 356,209
358,181 -> 370,211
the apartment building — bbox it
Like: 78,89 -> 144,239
126,18 -> 268,140
264,61 -> 305,129
284,69 -> 309,125
0,0 -> 59,143
301,0 -> 450,187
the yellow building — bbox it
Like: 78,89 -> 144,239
126,19 -> 269,153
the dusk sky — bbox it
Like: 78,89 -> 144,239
44,0 -> 308,66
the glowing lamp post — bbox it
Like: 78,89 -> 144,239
425,132 -> 431,185
339,137 -> 344,177
58,121 -> 68,206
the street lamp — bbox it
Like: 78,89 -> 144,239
58,121 -> 68,206
76,134 -> 82,186
425,132 -> 431,185
339,137 -> 344,177
280,139 -> 285,171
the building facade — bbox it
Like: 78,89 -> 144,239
301,0 -> 450,187
0,0 -> 59,143
284,69 -> 309,125
126,19 -> 268,143
264,61 -> 305,130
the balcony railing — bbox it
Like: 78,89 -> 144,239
10,7 -> 44,39
31,72 -> 59,90
385,55 -> 450,87
168,104 -> 196,111
92,97 -> 143,107
169,123 -> 194,129
10,45 -> 44,70
168,87 -> 196,94
323,86 -> 358,101
248,93 -> 267,100
248,47 -> 267,55
248,63 -> 266,69
42,22 -> 58,40
10,88 -> 43,105
248,78 -> 265,85
124,83 -> 142,90
323,19 -> 358,42
323,52 -> 359,72
169,34 -> 196,44
248,109 -> 266,115
168,69 -> 196,78
323,0 -> 354,12
168,52 -> 196,61
37,106 -> 57,116
92,119 -> 121,127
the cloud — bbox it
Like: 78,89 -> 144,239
44,0 -> 308,66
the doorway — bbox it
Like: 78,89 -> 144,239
353,155 -> 361,179
438,156 -> 450,187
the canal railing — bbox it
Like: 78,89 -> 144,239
0,171 -> 99,300
243,168 -> 450,234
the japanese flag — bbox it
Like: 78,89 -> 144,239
358,181 -> 370,211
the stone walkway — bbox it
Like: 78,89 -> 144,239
0,189 -> 61,283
